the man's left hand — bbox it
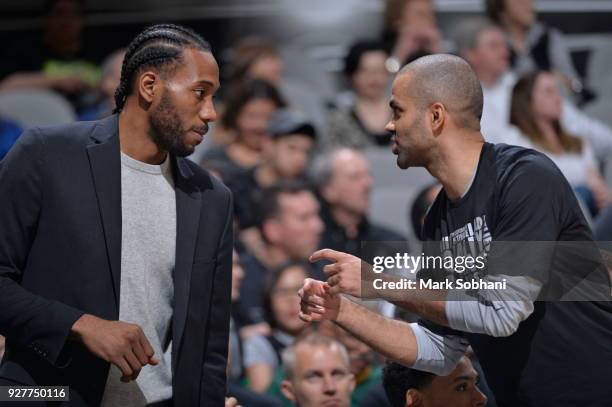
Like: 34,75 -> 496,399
310,249 -> 375,298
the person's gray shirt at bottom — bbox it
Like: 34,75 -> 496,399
101,152 -> 176,406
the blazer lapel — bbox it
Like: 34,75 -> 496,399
172,157 -> 202,371
86,115 -> 122,312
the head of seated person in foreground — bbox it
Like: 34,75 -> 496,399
383,356 -> 487,407
209,78 -> 286,171
281,332 -> 355,407
510,71 -> 611,212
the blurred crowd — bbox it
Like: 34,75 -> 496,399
2,0 -> 612,406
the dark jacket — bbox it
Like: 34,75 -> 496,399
0,114 -> 233,406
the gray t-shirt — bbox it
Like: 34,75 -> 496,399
101,152 -> 176,406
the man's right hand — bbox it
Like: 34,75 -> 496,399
298,278 -> 342,323
70,314 -> 159,382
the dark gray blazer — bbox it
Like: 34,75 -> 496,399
0,114 -> 233,406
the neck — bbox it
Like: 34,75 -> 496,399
329,205 -> 363,239
426,132 -> 485,201
536,119 -> 561,150
478,69 -> 503,88
118,104 -> 167,164
259,245 -> 290,269
255,164 -> 281,187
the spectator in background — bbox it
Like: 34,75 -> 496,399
201,79 -> 285,180
0,335 -> 3,361
510,71 -> 611,214
0,0 -> 99,110
456,18 -> 612,159
382,0 -> 443,72
244,262 -> 314,394
326,41 -> 393,148
484,0 -> 585,99
79,48 -> 125,121
229,109 -> 317,230
228,110 -> 317,260
235,181 -> 324,326
280,333 -> 355,407
382,357 -> 488,407
310,148 -> 405,258
224,37 -> 284,89
318,319 -> 386,407
227,250 -> 283,407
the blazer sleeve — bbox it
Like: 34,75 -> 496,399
0,128 -> 84,366
199,190 -> 233,404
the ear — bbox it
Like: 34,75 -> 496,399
405,389 -> 423,407
137,71 -> 158,104
280,380 -> 297,403
429,102 -> 445,135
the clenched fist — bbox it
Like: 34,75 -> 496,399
71,314 -> 159,382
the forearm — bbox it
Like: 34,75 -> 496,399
369,273 -> 449,326
334,296 -> 418,366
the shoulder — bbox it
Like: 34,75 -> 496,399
182,158 -> 232,200
489,143 -> 565,189
8,119 -> 100,158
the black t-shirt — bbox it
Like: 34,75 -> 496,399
421,143 -> 612,407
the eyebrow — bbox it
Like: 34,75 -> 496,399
194,80 -> 217,88
453,375 -> 476,382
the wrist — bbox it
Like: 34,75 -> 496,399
69,313 -> 94,342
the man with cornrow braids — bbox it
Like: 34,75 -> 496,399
0,24 -> 234,406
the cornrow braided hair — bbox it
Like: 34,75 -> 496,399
113,23 -> 212,113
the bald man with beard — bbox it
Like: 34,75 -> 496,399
299,54 -> 612,407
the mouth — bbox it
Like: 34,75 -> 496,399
321,399 -> 342,407
391,136 -> 399,155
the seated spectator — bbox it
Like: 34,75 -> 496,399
318,319 -> 385,406
227,250 -> 283,407
244,262 -> 314,393
310,148 -> 406,258
383,356 -> 487,407
0,118 -> 23,160
229,109 -> 317,230
484,0 -> 588,101
510,71 -> 611,213
78,48 -> 125,121
280,333 -> 355,407
201,79 -> 285,179
455,19 -> 612,159
382,0 -> 443,71
0,0 -> 99,111
236,181 -> 324,325
224,36 -> 284,90
326,41 -> 392,148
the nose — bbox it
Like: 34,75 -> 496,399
385,120 -> 395,133
199,97 -> 217,122
473,387 -> 488,407
322,375 -> 337,396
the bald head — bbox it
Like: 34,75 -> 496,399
398,54 -> 483,130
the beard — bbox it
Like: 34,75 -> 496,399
148,92 -> 205,157
395,117 -> 428,170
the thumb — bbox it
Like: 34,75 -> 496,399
148,356 -> 160,365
